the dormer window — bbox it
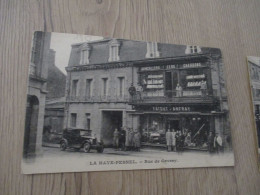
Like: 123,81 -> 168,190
185,45 -> 201,54
146,42 -> 160,58
108,39 -> 120,62
80,43 -> 90,65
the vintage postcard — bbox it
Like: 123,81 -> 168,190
22,31 -> 234,174
247,56 -> 260,169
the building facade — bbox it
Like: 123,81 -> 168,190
64,39 -> 231,150
24,32 -> 51,157
248,57 -> 260,148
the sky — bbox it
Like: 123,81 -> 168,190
50,32 -> 103,74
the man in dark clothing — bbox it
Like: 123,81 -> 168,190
119,128 -> 126,150
207,131 -> 215,153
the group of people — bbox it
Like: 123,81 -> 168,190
166,129 -> 223,153
166,129 -> 191,152
113,128 -> 141,151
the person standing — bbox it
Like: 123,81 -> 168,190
119,127 -> 126,151
207,131 -> 214,153
214,133 -> 223,153
125,128 -> 130,151
171,130 -> 177,152
128,84 -> 136,101
129,128 -> 134,151
200,80 -> 207,96
166,129 -> 172,152
175,131 -> 181,152
133,129 -> 141,151
113,128 -> 120,150
176,83 -> 183,97
136,83 -> 143,101
184,132 -> 191,147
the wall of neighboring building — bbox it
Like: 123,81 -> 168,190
24,32 -> 51,157
46,49 -> 66,99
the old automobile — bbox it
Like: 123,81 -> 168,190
60,128 -> 104,153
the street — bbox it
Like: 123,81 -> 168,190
22,145 -> 234,174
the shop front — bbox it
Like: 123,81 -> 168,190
132,104 -> 221,150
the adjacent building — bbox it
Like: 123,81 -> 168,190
43,49 -> 66,135
64,39 -> 231,150
248,57 -> 260,148
24,32 -> 51,157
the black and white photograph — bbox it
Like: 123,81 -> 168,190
247,56 -> 260,169
22,31 -> 234,174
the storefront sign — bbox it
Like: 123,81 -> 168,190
152,106 -> 191,112
186,74 -> 205,80
140,63 -> 204,71
182,63 -> 201,68
133,104 -> 216,113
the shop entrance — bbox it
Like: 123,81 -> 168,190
101,111 -> 123,146
167,119 -> 180,131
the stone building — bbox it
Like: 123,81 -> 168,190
64,38 -> 231,150
248,57 -> 260,148
23,32 -> 51,157
43,49 -> 66,136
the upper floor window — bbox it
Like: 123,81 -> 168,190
118,77 -> 125,97
102,78 -> 108,96
146,42 -> 160,58
185,45 -> 201,54
80,43 -> 90,65
86,79 -> 93,97
70,113 -> 77,127
85,113 -> 91,130
71,79 -> 78,97
108,39 -> 120,62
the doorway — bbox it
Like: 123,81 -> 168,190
23,95 -> 39,158
101,111 -> 123,146
167,119 -> 180,131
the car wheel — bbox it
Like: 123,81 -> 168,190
60,141 -> 67,151
83,142 -> 91,153
97,146 -> 104,153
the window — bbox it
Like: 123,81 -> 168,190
86,79 -> 93,97
108,39 -> 120,62
85,113 -> 91,130
102,78 -> 108,96
145,42 -> 160,58
185,45 -> 201,54
71,80 -> 78,97
80,43 -> 90,65
118,77 -> 125,97
70,113 -> 77,127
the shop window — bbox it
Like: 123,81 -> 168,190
144,73 -> 164,97
70,113 -> 77,127
85,113 -> 91,130
102,78 -> 108,96
108,39 -> 120,62
118,77 -> 125,97
71,80 -> 78,97
80,43 -> 90,65
86,79 -> 93,97
185,45 -> 201,54
146,42 -> 160,58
